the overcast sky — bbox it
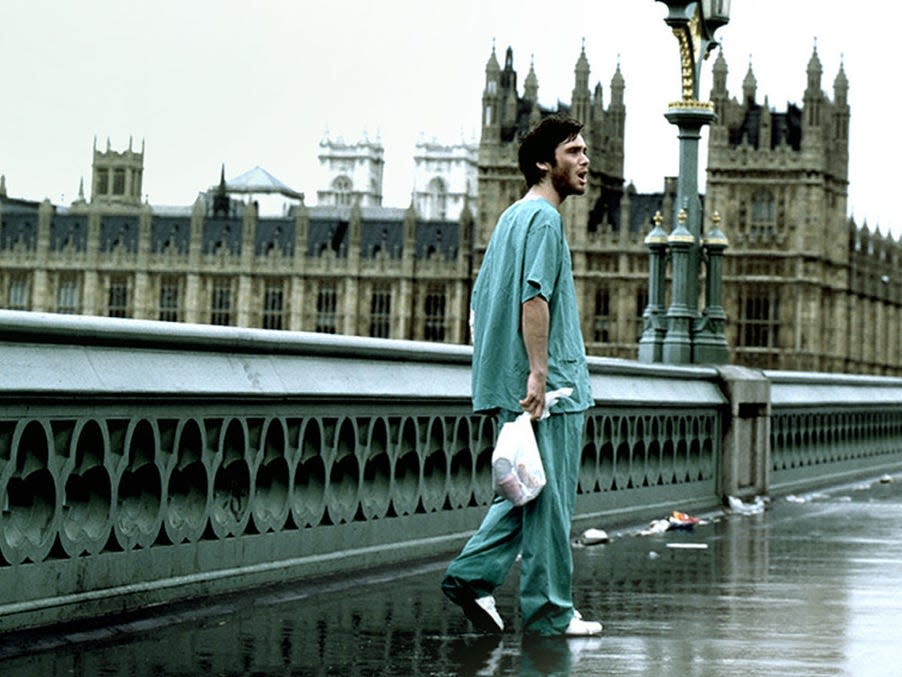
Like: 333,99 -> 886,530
3,1 -> 898,234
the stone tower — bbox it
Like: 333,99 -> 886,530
316,132 -> 385,207
412,135 -> 477,221
705,45 -> 851,371
91,137 -> 144,206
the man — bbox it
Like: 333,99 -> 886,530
441,116 -> 602,637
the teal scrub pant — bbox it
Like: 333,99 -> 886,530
442,410 -> 584,635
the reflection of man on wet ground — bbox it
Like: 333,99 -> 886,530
441,116 -> 603,637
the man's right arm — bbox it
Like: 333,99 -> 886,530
519,295 -> 549,419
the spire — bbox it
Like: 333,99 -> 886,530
0,174 -> 5,199
806,39 -> 823,92
574,38 -> 590,89
77,177 -> 85,202
213,163 -> 229,217
524,54 -> 538,102
572,40 -> 591,123
485,40 -> 500,76
500,45 -> 517,93
742,55 -> 756,103
712,47 -> 727,95
482,41 -> 502,140
610,57 -> 624,107
834,55 -> 848,104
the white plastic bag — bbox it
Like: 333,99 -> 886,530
491,387 -> 573,506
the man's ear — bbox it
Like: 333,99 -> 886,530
535,160 -> 551,175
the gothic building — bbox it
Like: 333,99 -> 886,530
704,46 -> 896,373
1,43 -> 900,375
0,141 -> 469,342
473,43 -> 902,375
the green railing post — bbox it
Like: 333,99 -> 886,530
695,211 -> 730,363
639,211 -> 669,363
663,208 -> 696,364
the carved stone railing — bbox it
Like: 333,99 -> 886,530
0,310 -> 726,631
768,371 -> 902,493
1,310 -> 902,633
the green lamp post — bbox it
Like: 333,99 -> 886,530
639,0 -> 731,364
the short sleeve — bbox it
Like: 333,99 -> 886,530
521,221 -> 562,304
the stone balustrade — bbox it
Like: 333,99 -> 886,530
0,310 -> 901,632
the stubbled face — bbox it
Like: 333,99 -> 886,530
548,133 -> 590,199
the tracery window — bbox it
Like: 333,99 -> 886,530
315,283 -> 338,334
593,288 -> 610,343
6,273 -> 29,310
57,274 -> 80,315
262,279 -> 286,330
424,285 -> 446,342
332,176 -> 353,207
750,190 -> 776,237
426,178 -> 448,220
159,276 -> 182,322
107,275 -> 130,318
369,285 -> 392,338
210,278 -> 233,326
737,287 -> 780,348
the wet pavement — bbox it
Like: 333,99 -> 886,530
1,475 -> 901,676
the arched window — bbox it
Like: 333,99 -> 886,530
750,190 -> 776,237
427,177 -> 447,220
332,176 -> 353,206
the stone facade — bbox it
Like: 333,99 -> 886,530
316,133 -> 385,208
1,43 -> 900,375
704,46 -> 897,373
412,136 -> 477,221
0,170 -> 472,343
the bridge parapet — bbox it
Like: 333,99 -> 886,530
0,310 -> 900,632
767,371 -> 902,493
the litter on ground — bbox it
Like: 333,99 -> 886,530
726,495 -> 766,515
578,528 -> 610,546
637,511 -> 706,536
666,543 -> 709,550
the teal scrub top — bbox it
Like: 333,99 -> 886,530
471,198 -> 593,414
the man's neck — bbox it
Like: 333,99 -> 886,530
523,181 -> 563,209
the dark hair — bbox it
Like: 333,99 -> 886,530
517,116 -> 584,187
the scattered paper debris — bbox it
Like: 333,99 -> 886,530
726,495 -> 766,515
786,495 -> 806,503
638,519 -> 671,536
666,543 -> 708,550
637,511 -> 706,536
579,528 -> 610,546
669,511 -> 702,530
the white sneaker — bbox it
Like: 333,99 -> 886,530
463,595 -> 504,633
564,610 -> 603,636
